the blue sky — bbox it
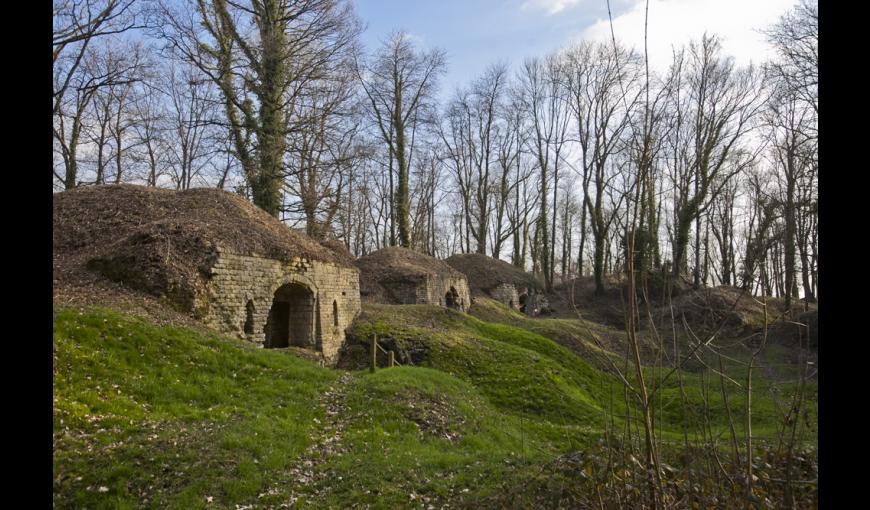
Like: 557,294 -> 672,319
352,0 -> 800,100
352,0 -> 621,99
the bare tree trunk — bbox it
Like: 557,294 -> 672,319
578,195 -> 587,276
703,217 -> 710,287
549,162 -> 559,283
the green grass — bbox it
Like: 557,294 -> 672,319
351,304 -> 612,426
54,307 -> 335,509
54,302 -> 817,508
349,302 -> 812,439
468,297 -> 626,360
305,367 -> 544,508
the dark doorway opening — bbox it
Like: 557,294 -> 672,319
445,287 -> 460,310
265,283 -> 315,349
243,300 -> 255,334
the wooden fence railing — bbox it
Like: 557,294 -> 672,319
370,334 -> 402,373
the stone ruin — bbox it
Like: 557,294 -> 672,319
444,253 -> 548,316
206,247 -> 361,363
54,185 -> 558,367
355,247 -> 471,312
53,184 -> 361,365
518,290 -> 551,316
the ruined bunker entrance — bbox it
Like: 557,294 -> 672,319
265,283 -> 316,349
445,287 -> 460,310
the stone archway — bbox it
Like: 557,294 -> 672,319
265,282 -> 316,349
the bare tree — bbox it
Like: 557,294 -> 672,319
284,63 -> 365,240
53,39 -> 141,189
356,31 -> 446,248
160,62 -> 221,190
667,35 -> 765,281
440,88 -> 475,253
764,0 -> 818,118
763,0 -> 818,308
441,64 -> 509,255
107,44 -> 146,184
563,41 -> 642,294
409,144 -> 447,254
53,0 -> 140,116
709,177 -> 739,285
155,0 -> 362,216
517,54 -> 570,291
491,90 -> 527,259
87,76 -> 115,184
764,83 -> 815,310
128,75 -> 169,187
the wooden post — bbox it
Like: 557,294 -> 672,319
389,350 -> 395,368
370,334 -> 377,373
521,415 -> 525,464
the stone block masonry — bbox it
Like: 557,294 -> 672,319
372,275 -> 471,313
490,283 -> 520,310
200,247 -> 361,365
419,275 -> 471,313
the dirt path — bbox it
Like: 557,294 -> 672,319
281,371 -> 356,507
236,371 -> 355,509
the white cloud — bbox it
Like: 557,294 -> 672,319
404,32 -> 427,45
522,0 -> 583,15
578,0 -> 799,72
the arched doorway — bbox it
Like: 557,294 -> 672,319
243,300 -> 255,334
445,287 -> 460,310
265,283 -> 315,349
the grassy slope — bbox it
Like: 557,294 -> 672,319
54,308 -> 335,509
472,298 -> 817,439
53,302 -> 816,508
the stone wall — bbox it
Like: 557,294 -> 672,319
365,274 -> 471,313
200,248 -> 361,364
519,290 -> 549,316
489,283 -> 520,310
382,281 -> 423,305
418,275 -> 471,312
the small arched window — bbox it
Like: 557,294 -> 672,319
333,300 -> 339,326
243,300 -> 255,334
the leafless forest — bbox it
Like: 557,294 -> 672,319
53,0 -> 817,307
53,2 -> 819,507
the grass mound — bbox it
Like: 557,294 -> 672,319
53,306 -> 580,508
347,303 -> 614,425
347,302 -> 815,440
468,297 -> 629,363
